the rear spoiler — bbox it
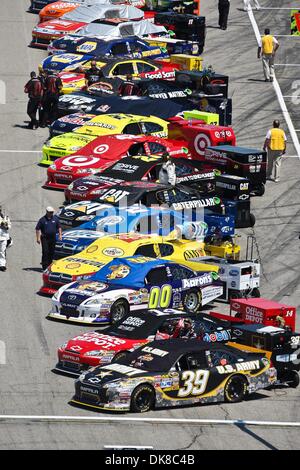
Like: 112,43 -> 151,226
227,341 -> 272,361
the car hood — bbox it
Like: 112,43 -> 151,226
34,19 -> 87,34
79,363 -> 152,386
64,331 -> 146,355
48,133 -> 95,150
42,53 -> 93,71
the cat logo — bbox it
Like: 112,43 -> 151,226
240,183 -> 249,190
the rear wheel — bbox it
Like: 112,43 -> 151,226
224,375 -> 248,403
252,184 -> 265,197
130,384 -> 155,413
229,290 -> 242,300
110,299 -> 129,324
183,289 -> 202,313
251,288 -> 260,298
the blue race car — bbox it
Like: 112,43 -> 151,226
44,36 -> 167,71
49,35 -> 167,58
49,256 -> 223,324
55,206 -> 235,259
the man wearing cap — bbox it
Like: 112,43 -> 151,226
35,207 -> 62,271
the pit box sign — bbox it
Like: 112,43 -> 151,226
291,10 -> 300,35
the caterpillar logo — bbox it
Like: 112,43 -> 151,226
184,249 -> 205,260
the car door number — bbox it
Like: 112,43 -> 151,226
148,285 -> 172,309
178,370 -> 210,397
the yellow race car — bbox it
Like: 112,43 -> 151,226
40,232 -> 218,295
40,113 -> 168,165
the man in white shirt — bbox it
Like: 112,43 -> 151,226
258,28 -> 279,82
159,154 -> 176,186
0,206 -> 12,271
243,0 -> 260,11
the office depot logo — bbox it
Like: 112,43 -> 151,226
245,306 -> 264,323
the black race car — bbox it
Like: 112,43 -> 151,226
57,182 -> 225,228
57,94 -> 188,121
64,155 -> 218,203
71,339 -> 276,412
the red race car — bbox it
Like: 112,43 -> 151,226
168,116 -> 236,158
45,134 -> 188,190
31,4 -> 144,48
55,309 -> 234,376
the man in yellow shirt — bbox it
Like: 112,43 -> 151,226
258,28 -> 279,82
263,120 -> 287,182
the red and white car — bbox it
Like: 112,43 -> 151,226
55,309 -> 233,376
39,0 -> 146,23
31,4 -> 144,48
45,133 -> 188,190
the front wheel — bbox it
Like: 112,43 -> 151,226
249,213 -> 256,227
110,299 -> 129,324
224,375 -> 248,403
182,289 -> 202,313
130,384 -> 155,413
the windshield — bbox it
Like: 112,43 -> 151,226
102,314 -> 160,339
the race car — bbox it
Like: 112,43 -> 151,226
40,232 -> 216,295
63,155 -> 218,202
56,183 -> 235,234
49,256 -> 222,323
40,113 -> 169,165
42,56 -> 178,88
47,35 -> 167,61
71,339 -> 276,412
45,134 -> 188,189
49,112 -> 97,137
39,0 -> 145,23
54,206 -> 207,258
31,4 -> 144,48
55,308 -> 236,375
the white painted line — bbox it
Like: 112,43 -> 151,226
247,7 -> 300,159
0,415 -> 300,427
0,150 -> 42,153
275,64 -> 300,67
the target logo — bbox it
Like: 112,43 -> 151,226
93,144 -> 109,155
61,156 -> 100,167
194,133 -> 211,156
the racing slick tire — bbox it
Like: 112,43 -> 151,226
224,375 -> 248,403
130,384 -> 155,413
284,370 -> 300,388
183,288 -> 202,313
110,299 -> 129,324
112,350 -> 129,363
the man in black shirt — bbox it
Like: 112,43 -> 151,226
42,71 -> 63,126
35,207 -> 62,271
218,0 -> 230,30
85,60 -> 104,87
24,71 -> 44,129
